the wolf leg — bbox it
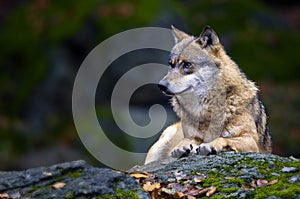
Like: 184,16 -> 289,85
196,136 -> 260,156
145,122 -> 183,164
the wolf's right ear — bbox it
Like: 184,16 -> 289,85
197,26 -> 219,48
171,25 -> 190,43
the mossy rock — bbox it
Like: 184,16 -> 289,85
132,152 -> 300,198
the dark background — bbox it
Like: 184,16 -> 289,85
1,0 -> 300,170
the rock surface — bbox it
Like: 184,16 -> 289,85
0,152 -> 299,198
0,160 -> 149,199
131,152 -> 300,198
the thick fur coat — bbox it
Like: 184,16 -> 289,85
145,26 -> 271,164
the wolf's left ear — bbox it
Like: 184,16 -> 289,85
171,25 -> 190,43
196,26 -> 219,48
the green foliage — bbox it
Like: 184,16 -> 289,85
0,1 -> 98,116
185,0 -> 300,81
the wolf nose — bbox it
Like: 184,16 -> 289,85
158,80 -> 169,92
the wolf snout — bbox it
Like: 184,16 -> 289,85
158,80 -> 173,95
158,80 -> 169,91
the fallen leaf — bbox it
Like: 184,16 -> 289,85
206,186 -> 217,197
197,187 -> 210,195
256,179 -> 268,187
150,190 -> 160,199
168,183 -> 189,193
193,175 -> 204,183
250,180 -> 257,188
0,193 -> 9,199
242,184 -> 252,190
267,179 -> 278,185
52,182 -> 66,189
143,181 -> 160,192
129,172 -> 150,179
187,195 -> 196,199
183,179 -> 192,184
185,188 -> 201,196
174,191 -> 185,198
175,172 -> 190,181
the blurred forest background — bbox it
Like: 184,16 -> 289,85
1,0 -> 300,170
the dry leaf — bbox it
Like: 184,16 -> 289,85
129,172 -> 150,179
242,184 -> 252,190
52,182 -> 66,189
0,193 -> 9,199
256,179 -> 268,187
183,179 -> 192,184
256,179 -> 278,188
175,173 -> 189,181
174,191 -> 185,198
187,195 -> 196,199
267,179 -> 278,185
193,176 -> 203,183
143,181 -> 160,192
187,188 -> 203,196
206,186 -> 217,197
250,180 -> 257,188
197,187 -> 210,195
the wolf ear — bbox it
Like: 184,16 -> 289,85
171,25 -> 190,43
197,26 -> 219,48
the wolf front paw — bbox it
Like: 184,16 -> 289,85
196,143 -> 217,156
171,144 -> 195,158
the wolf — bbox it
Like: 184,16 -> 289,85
145,25 -> 271,164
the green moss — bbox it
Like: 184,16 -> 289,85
59,169 -> 82,178
192,155 -> 300,198
251,181 -> 300,199
65,192 -> 75,199
67,171 -> 82,178
218,187 -> 239,193
210,195 -> 229,199
202,175 -> 223,187
98,189 -> 142,199
190,170 -> 198,176
226,177 -> 244,185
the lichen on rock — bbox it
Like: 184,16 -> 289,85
0,152 -> 299,198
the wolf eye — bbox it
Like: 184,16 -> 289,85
182,61 -> 192,69
168,59 -> 176,68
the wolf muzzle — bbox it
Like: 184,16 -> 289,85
158,80 -> 174,96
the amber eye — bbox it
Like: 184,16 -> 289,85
168,59 -> 176,68
182,61 -> 192,69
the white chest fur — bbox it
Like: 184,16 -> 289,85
176,93 -> 209,140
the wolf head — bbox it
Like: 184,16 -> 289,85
158,26 -> 222,98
